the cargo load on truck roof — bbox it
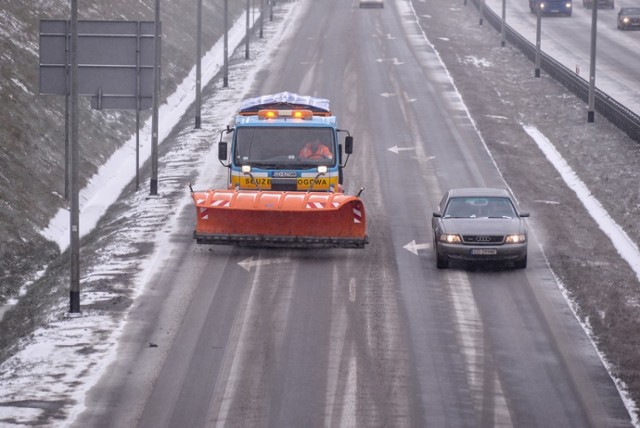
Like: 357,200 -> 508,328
239,92 -> 331,115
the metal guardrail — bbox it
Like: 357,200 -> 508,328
470,0 -> 640,143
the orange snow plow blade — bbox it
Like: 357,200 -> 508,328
192,190 -> 368,248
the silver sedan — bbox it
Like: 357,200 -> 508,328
432,188 -> 529,269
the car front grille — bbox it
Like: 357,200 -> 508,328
462,235 -> 504,244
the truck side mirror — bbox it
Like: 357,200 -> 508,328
344,136 -> 353,155
218,141 -> 228,161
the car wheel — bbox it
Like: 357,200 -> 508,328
435,242 -> 449,269
514,255 -> 527,269
436,252 -> 449,269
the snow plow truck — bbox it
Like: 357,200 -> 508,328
191,92 -> 368,248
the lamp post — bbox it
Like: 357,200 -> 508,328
534,2 -> 542,78
260,0 -> 264,38
195,0 -> 202,129
69,0 -> 80,314
587,3 -> 598,122
245,0 -> 250,59
224,0 -> 228,87
150,0 -> 160,196
501,0 -> 507,47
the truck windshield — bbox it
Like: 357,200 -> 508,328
235,127 -> 335,168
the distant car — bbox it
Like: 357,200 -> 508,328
618,7 -> 640,30
359,0 -> 384,8
432,188 -> 529,269
529,0 -> 573,16
583,0 -> 614,9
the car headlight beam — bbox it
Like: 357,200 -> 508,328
505,234 -> 526,244
439,234 -> 462,244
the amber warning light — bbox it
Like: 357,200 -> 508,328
258,109 -> 313,120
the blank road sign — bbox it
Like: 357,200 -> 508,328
39,20 -> 158,110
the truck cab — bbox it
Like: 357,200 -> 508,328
218,92 -> 353,192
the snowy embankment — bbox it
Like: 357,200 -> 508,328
0,3 -> 303,426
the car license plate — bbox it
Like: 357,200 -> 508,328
471,248 -> 497,255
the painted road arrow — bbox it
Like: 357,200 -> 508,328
375,57 -> 404,65
238,256 -> 289,272
388,145 -> 416,154
404,240 -> 431,255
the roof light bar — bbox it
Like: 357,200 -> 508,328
257,109 -> 313,120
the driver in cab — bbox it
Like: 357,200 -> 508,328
299,138 -> 333,160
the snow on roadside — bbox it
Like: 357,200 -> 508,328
524,125 -> 640,283
40,6 -> 274,253
0,2 -> 303,426
524,124 -> 640,426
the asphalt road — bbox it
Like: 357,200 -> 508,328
73,0 -> 634,426
483,0 -> 640,111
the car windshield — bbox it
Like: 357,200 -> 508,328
622,8 -> 640,14
444,197 -> 517,219
234,126 -> 335,168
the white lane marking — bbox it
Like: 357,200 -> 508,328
341,346 -> 358,428
349,277 -> 357,303
325,266 -> 350,426
211,254 -> 297,426
448,271 -> 512,426
403,91 -> 417,103
212,266 -> 262,427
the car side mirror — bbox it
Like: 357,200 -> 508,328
218,141 -> 227,161
344,136 -> 353,155
519,212 -> 530,218
433,212 -> 442,218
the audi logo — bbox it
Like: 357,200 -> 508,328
474,236 -> 491,242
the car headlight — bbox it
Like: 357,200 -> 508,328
439,234 -> 462,244
505,234 -> 526,244
623,17 -> 630,23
